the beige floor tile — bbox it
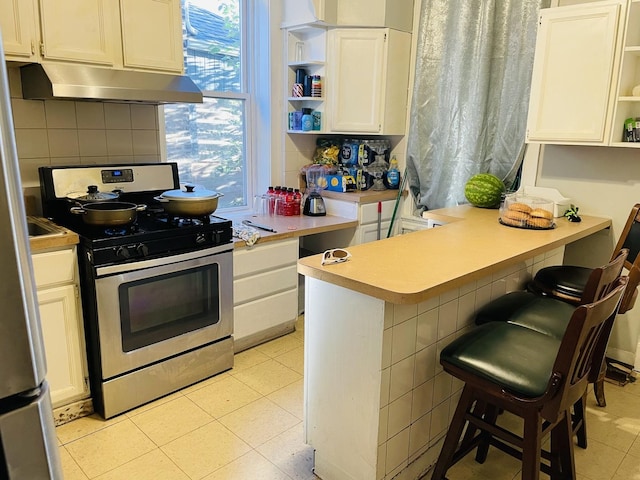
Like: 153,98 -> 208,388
232,359 -> 302,396
574,437 -> 626,479
612,453 -> 640,479
125,391 -> 185,418
267,379 -> 304,420
56,413 -> 126,445
219,397 -> 300,448
232,347 -> 271,372
275,346 -> 305,374
585,405 -> 640,453
256,334 -> 304,358
446,447 -> 522,480
628,435 -> 640,458
186,374 -> 262,418
257,423 -> 316,480
178,371 -> 232,396
64,419 -> 156,478
590,386 -> 640,420
201,450 -> 291,480
128,396 -> 214,446
94,449 -> 189,480
58,446 -> 89,480
161,420 -> 251,479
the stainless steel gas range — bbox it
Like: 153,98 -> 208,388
39,163 -> 234,418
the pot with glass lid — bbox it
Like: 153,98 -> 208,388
154,184 -> 223,217
66,185 -> 121,205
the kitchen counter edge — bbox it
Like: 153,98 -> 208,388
28,216 -> 80,252
297,205 -> 612,305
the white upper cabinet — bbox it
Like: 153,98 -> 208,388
39,0 -> 119,66
0,0 -> 38,61
120,0 -> 183,72
0,0 -> 184,73
526,0 -> 630,145
326,28 -> 411,135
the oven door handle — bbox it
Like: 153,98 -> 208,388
95,244 -> 232,277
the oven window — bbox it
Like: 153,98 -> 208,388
119,264 -> 220,352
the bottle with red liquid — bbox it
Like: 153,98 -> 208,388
293,189 -> 302,215
285,188 -> 295,216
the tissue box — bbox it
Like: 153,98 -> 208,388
520,186 -> 571,218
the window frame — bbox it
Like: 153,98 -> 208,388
158,0 -> 271,214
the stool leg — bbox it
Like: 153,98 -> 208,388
475,403 -> 499,464
521,410 -> 542,480
431,386 -> 475,480
551,411 -> 576,480
594,360 -> 607,407
594,379 -> 606,407
574,393 -> 587,449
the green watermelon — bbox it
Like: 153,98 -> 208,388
464,173 -> 505,208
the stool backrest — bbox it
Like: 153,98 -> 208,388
580,248 -> 628,304
542,276 -> 628,421
613,203 -> 640,270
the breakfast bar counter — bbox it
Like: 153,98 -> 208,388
297,205 -> 611,480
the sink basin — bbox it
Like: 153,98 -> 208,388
27,220 -> 64,237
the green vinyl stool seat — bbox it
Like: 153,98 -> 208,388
441,322 -> 561,398
475,291 -> 573,339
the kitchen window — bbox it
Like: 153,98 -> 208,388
161,0 -> 269,211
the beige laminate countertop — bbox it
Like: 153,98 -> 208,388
28,216 -> 79,252
224,212 -> 358,248
297,205 -> 612,305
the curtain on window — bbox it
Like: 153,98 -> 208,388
406,0 -> 551,211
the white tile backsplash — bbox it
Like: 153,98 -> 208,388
131,104 -> 157,129
76,103 -> 106,129
132,130 -> 158,155
411,378 -> 434,423
437,300 -> 458,340
105,104 -> 132,130
106,130 -> 134,156
78,130 -> 108,157
48,129 -> 80,157
11,99 -> 46,128
15,129 -> 49,159
45,101 -> 77,129
8,66 -> 160,191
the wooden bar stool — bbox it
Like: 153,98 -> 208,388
430,277 -> 627,480
529,204 -> 640,306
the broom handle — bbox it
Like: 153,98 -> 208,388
386,169 -> 409,238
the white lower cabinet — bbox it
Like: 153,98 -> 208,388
32,247 -> 89,408
233,238 -> 299,352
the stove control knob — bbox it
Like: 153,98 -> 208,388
195,233 -> 207,245
115,246 -> 131,259
136,244 -> 149,257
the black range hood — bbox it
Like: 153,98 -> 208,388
20,63 -> 203,104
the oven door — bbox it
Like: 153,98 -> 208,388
94,245 -> 233,380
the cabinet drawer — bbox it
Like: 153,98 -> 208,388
234,265 -> 298,305
234,289 -> 298,342
32,248 -> 76,289
234,239 -> 298,277
360,200 -> 394,224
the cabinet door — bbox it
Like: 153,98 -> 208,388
120,0 -> 183,73
39,0 -> 118,65
38,285 -> 89,408
327,29 -> 386,133
0,0 -> 37,60
526,2 -> 622,143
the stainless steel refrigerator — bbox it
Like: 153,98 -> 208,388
0,40 -> 63,478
